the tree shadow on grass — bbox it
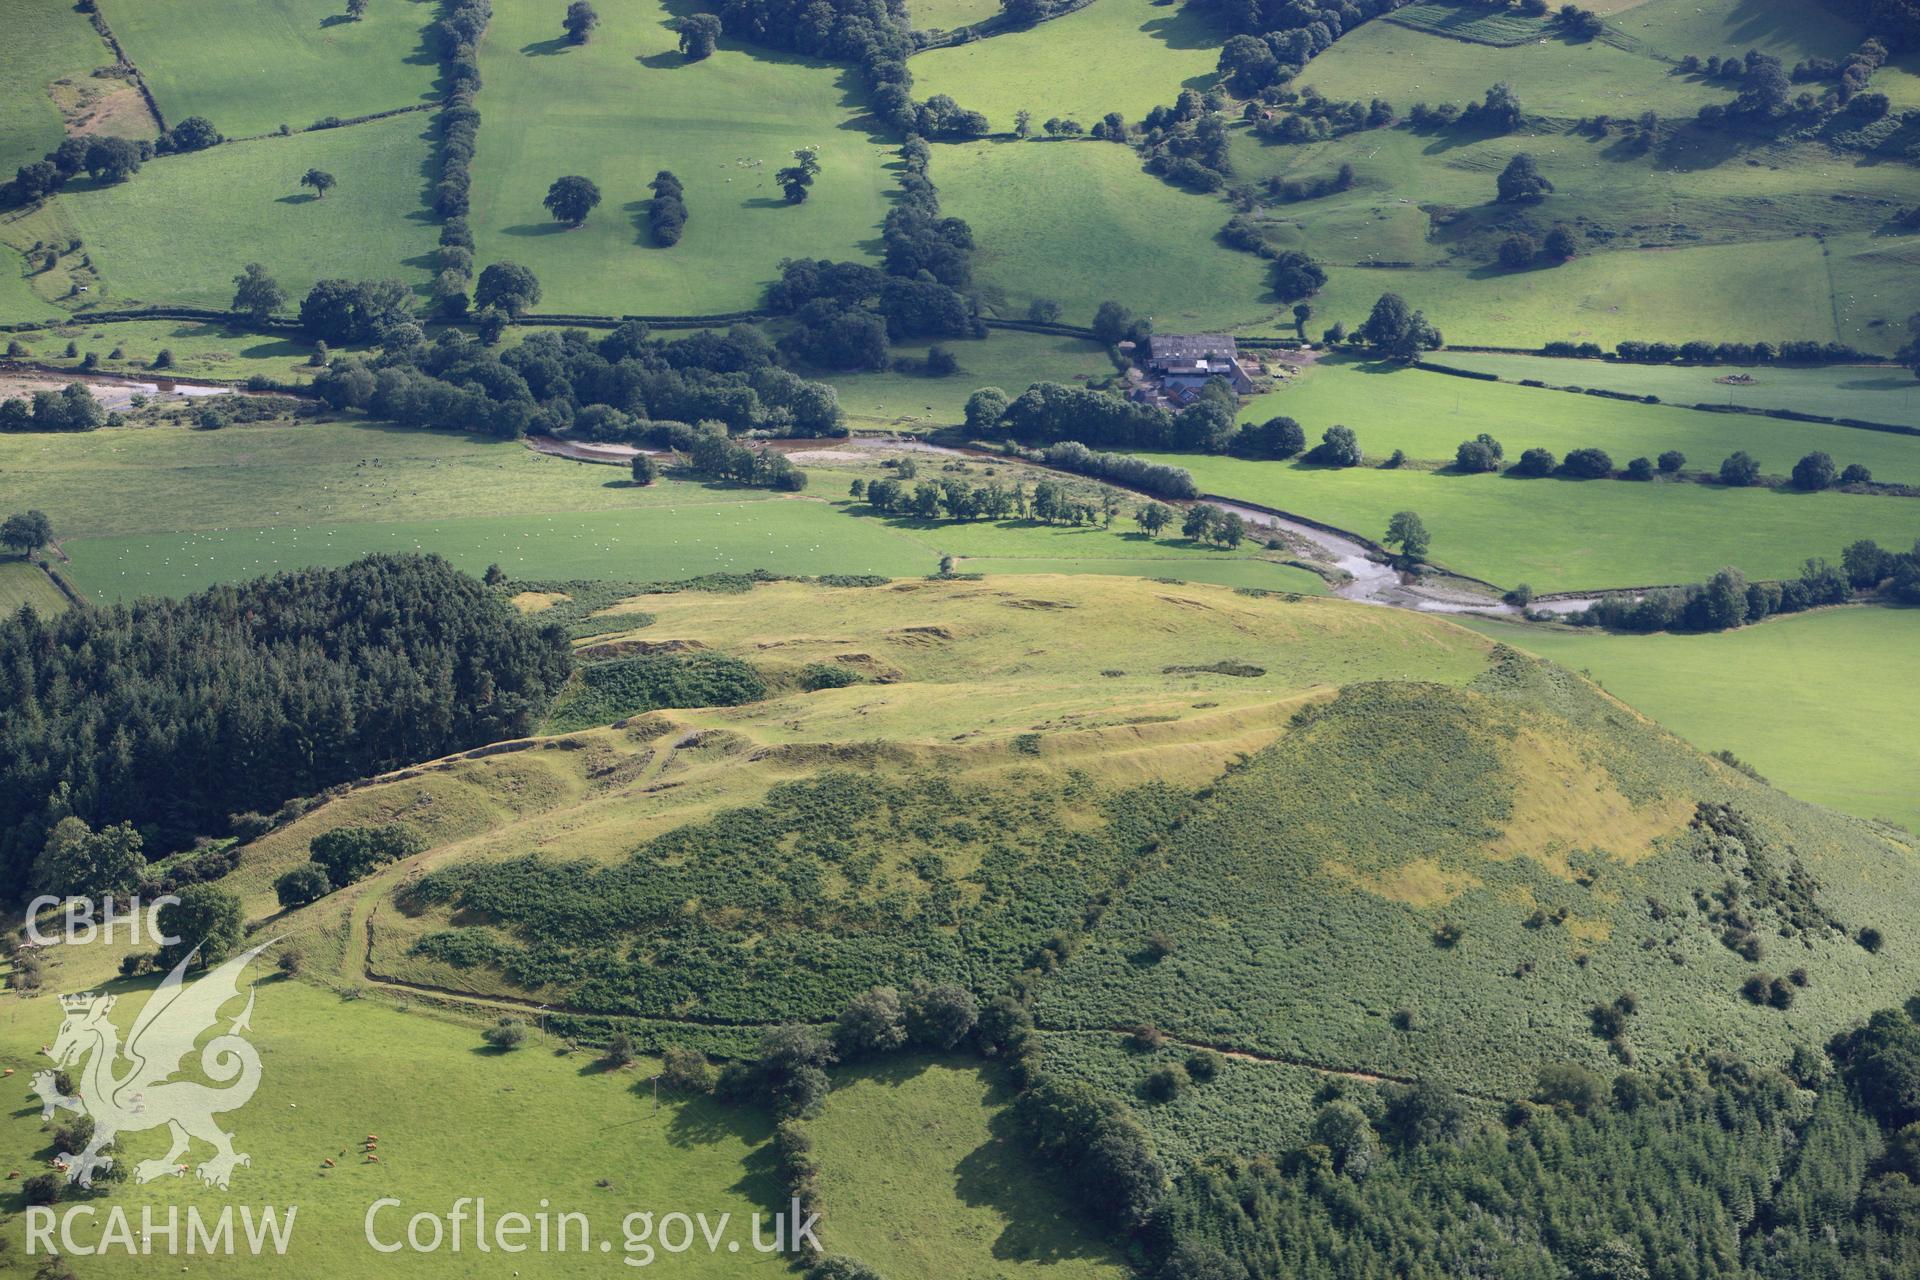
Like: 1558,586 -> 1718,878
521,37 -> 574,56
952,1083 -> 1124,1267
276,193 -> 318,205
501,222 -> 568,237
637,50 -> 685,69
659,1089 -> 774,1150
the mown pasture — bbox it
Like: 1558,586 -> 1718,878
0,978 -> 785,1279
467,0 -> 895,316
937,140 -> 1281,331
1239,356 -> 1920,485
1303,237 -> 1846,353
1159,449 -> 1920,591
56,498 -> 935,600
911,0 -> 1228,131
1466,607 -> 1920,833
810,1056 -> 1128,1279
820,329 -> 1112,429
1431,352 -> 1920,432
1295,11 -> 1727,119
102,0 -> 442,138
910,0 -> 1002,30
0,559 -> 67,613
0,417 -> 1326,600
56,112 -> 439,309
3,317 -> 338,382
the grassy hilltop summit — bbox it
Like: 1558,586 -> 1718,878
6,0 -> 1920,1274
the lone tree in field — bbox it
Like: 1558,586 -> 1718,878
230,263 -> 286,321
1268,250 -> 1326,302
474,261 -> 542,316
563,0 -> 598,43
776,148 -> 819,204
1355,292 -> 1441,361
677,12 -> 722,59
346,0 -> 367,19
1496,153 -> 1553,203
300,168 -> 336,199
1544,224 -> 1580,261
630,453 -> 659,486
543,175 -> 602,227
1384,510 -> 1430,561
2,510 -> 53,559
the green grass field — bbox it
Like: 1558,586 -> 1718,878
0,419 -> 737,539
57,112 -> 438,309
1384,2 -> 1553,46
810,1056 -> 1128,1279
0,245 -> 49,322
1295,13 -> 1719,118
1464,607 -> 1920,832
1157,450 -> 1920,591
57,498 -> 938,599
1217,78 -> 1920,352
1240,356 -> 1920,485
937,139 -> 1281,330
912,0 -> 1228,131
1430,352 -> 1920,431
1612,0 -> 1868,64
0,417 -> 1326,599
3,317 -> 340,381
467,0 -> 895,316
0,559 -> 68,613
1,0 -> 143,177
1305,237 -> 1843,353
0,979 -> 787,1278
822,329 -> 1113,428
910,0 -> 1002,30
101,0 -> 442,138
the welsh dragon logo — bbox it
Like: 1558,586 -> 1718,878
34,941 -> 275,1191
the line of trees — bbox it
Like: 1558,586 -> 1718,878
766,139 -> 982,370
712,0 -> 985,139
682,425 -> 807,490
1570,535 -> 1920,633
1612,337 -> 1875,364
0,555 -> 572,893
647,171 -> 687,245
3,115 -> 222,208
428,0 -> 489,226
1484,439 -> 1877,489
